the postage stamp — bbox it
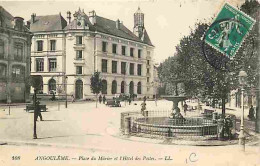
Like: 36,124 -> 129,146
205,3 -> 256,59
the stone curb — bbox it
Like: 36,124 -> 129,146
0,139 -> 110,152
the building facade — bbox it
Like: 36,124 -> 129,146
30,7 -> 154,100
0,6 -> 31,103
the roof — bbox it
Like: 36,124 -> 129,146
30,11 -> 153,46
0,6 -> 14,28
94,16 -> 153,46
29,14 -> 67,32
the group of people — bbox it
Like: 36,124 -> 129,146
99,95 -> 106,104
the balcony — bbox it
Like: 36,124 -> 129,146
73,44 -> 85,50
146,55 -> 151,60
74,58 -> 85,64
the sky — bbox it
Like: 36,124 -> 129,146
0,0 -> 246,63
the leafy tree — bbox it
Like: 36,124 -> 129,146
158,0 -> 259,115
90,72 -> 102,108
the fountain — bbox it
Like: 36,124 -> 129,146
162,81 -> 189,119
121,81 -> 219,138
162,95 -> 189,119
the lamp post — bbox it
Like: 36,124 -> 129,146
65,76 -> 68,108
238,70 -> 247,152
151,81 -> 157,106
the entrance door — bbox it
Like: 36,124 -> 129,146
75,80 -> 83,99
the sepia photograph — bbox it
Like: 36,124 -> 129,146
0,0 -> 259,165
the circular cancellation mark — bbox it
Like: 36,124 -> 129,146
202,18 -> 255,72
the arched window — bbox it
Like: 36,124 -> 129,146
48,78 -> 56,92
101,79 -> 107,94
121,81 -> 125,94
137,82 -> 142,94
112,80 -> 117,94
0,64 -> 7,78
129,81 -> 134,95
0,40 -> 4,59
75,79 -> 83,99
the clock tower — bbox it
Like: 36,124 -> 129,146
133,7 -> 145,40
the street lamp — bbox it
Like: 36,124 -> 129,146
151,81 -> 157,106
238,70 -> 247,152
65,76 -> 68,108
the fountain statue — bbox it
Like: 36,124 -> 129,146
162,82 -> 189,119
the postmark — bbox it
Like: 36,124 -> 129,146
202,3 -> 256,71
205,3 -> 255,59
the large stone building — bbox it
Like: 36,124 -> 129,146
0,6 -> 31,103
29,7 -> 155,99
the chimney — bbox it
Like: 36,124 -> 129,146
31,13 -> 36,23
89,10 -> 96,25
26,21 -> 31,29
14,17 -> 24,31
67,11 -> 71,23
116,19 -> 120,29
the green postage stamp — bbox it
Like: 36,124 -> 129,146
205,3 -> 256,58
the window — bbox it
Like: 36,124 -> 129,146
129,81 -> 134,94
137,64 -> 142,76
112,44 -> 117,54
147,68 -> 150,74
50,40 -> 56,51
121,81 -> 125,93
137,82 -> 142,94
76,50 -> 83,59
0,40 -> 4,59
0,64 -> 6,78
130,48 -> 134,57
138,49 -> 142,58
112,61 -> 117,73
121,62 -> 126,74
129,63 -> 134,75
102,59 -> 107,73
76,66 -> 83,74
48,79 -> 56,92
147,77 -> 150,83
12,65 -> 25,81
76,36 -> 83,44
101,80 -> 107,94
147,51 -> 150,57
102,41 -> 107,52
147,60 -> 150,65
14,43 -> 23,61
112,80 -> 117,94
122,46 -> 126,55
37,40 -> 43,51
36,58 -> 44,72
49,58 -> 57,72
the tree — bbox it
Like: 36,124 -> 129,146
158,0 -> 259,116
90,72 -> 102,108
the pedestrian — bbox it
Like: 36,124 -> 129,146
51,92 -> 56,101
71,94 -> 75,103
128,96 -> 132,105
224,115 -> 232,140
141,98 -> 146,116
183,102 -> 188,116
99,95 -> 102,104
248,105 -> 255,120
102,95 -> 106,104
36,100 -> 43,121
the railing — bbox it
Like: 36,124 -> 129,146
121,110 -> 236,139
